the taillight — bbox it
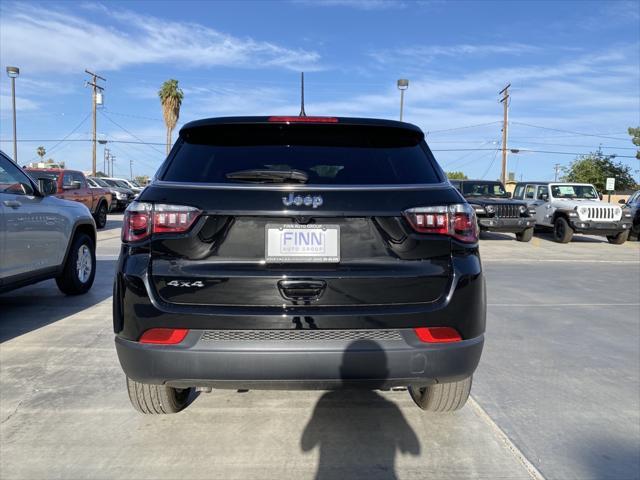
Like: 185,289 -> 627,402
122,202 -> 201,242
403,204 -> 478,243
139,328 -> 189,344
414,327 -> 462,343
268,116 -> 339,123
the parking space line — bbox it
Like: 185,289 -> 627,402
483,259 -> 636,264
469,397 -> 546,480
488,303 -> 640,307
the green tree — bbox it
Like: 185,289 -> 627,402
158,79 -> 184,155
563,150 -> 636,191
446,171 -> 468,180
36,146 -> 46,159
134,175 -> 150,186
629,127 -> 640,160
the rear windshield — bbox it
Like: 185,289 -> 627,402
160,124 -> 444,185
26,170 -> 60,182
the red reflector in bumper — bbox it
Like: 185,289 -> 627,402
414,327 -> 462,343
139,328 -> 189,345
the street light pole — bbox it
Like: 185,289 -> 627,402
499,83 -> 511,186
397,79 -> 409,122
6,66 -> 20,162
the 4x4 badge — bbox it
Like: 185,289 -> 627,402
282,193 -> 323,209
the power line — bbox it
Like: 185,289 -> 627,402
99,110 -> 165,154
1,138 -> 165,145
37,112 -> 92,159
102,109 -> 163,122
481,147 -> 501,180
426,121 -> 502,135
510,122 -> 628,141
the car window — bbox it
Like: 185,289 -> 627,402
71,172 -> 85,187
536,186 -> 548,200
513,185 -> 524,199
0,155 -> 35,196
525,185 -> 535,199
460,181 -> 508,197
162,123 -> 443,185
62,173 -> 75,187
27,170 -> 60,183
551,184 -> 598,199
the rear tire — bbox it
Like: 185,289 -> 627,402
408,376 -> 472,412
55,233 -> 96,295
126,377 -> 192,414
93,201 -> 108,229
607,230 -> 628,245
515,227 -> 534,242
553,216 -> 573,243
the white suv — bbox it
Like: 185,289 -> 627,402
514,182 -> 632,244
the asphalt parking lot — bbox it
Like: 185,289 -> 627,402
1,215 -> 639,480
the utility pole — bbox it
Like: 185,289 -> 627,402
129,159 -> 133,180
85,69 -> 105,177
110,155 -> 116,177
103,147 -> 110,175
499,84 -> 510,185
554,163 -> 561,181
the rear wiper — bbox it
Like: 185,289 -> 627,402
225,169 -> 309,184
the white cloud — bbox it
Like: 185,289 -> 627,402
371,43 -> 540,65
0,3 -> 322,73
0,94 -> 39,114
293,0 -> 407,10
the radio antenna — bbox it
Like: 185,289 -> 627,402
299,72 -> 307,117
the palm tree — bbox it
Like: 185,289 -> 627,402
36,146 -> 46,159
158,79 -> 184,155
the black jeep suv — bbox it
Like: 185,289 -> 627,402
114,116 -> 486,414
450,179 -> 535,242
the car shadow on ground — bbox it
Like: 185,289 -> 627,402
300,340 -> 420,480
104,216 -> 123,231
0,260 -> 115,343
579,437 -> 640,480
534,231 -> 612,244
479,231 -> 517,241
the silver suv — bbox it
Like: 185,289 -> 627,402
513,181 -> 632,244
0,151 -> 97,294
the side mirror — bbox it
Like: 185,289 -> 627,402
63,181 -> 81,190
38,178 -> 57,195
598,193 -> 603,200
541,193 -> 549,201
506,191 -> 512,198
618,199 -> 626,204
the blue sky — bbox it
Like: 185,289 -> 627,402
1,0 -> 639,181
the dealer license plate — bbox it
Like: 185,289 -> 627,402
265,224 -> 340,263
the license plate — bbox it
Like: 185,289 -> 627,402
265,224 -> 340,263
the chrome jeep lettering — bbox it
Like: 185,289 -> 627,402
282,193 -> 323,209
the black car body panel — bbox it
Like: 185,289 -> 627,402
114,117 -> 486,390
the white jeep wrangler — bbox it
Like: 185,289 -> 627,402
513,182 -> 632,244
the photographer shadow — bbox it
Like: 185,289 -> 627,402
301,340 -> 420,480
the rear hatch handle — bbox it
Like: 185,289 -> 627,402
278,280 -> 327,302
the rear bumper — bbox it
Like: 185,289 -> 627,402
115,330 -> 484,389
478,217 -> 535,232
568,219 -> 631,235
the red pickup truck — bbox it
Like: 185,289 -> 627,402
26,168 -> 112,228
